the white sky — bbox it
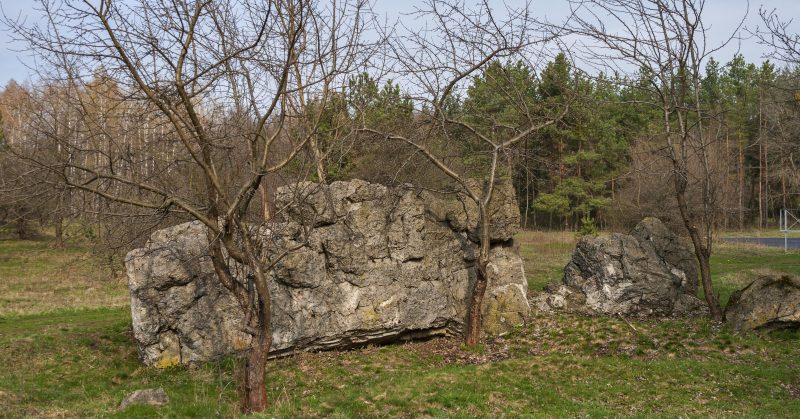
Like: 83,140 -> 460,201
1,0 -> 797,86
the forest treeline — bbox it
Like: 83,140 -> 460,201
2,53 -> 798,240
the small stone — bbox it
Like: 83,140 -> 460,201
119,388 -> 169,410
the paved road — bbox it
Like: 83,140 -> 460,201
720,237 -> 800,249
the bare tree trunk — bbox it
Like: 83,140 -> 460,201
758,141 -> 763,229
695,247 -> 719,319
764,120 -> 769,227
243,308 -> 270,413
465,205 -> 490,346
636,170 -> 642,209
738,143 -> 745,230
523,138 -> 530,229
675,186 -> 722,321
465,262 -> 488,345
260,183 -> 271,221
558,140 -> 564,182
724,131 -> 730,230
309,132 -> 328,185
611,177 -> 615,201
523,189 -> 530,229
758,86 -> 764,229
16,218 -> 28,240
782,164 -> 787,209
54,214 -> 64,248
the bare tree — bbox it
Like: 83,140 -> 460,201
756,9 -> 800,215
567,0 -> 744,320
362,0 -> 567,345
757,7 -> 800,65
0,81 -> 70,243
4,0 -> 370,412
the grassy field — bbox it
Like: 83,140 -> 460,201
717,229 -> 800,238
1,232 -> 799,417
0,240 -> 128,316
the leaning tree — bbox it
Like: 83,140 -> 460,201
4,0 -> 371,412
755,8 -> 800,214
362,0 -> 568,345
567,0 -> 748,320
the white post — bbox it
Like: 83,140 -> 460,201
783,209 -> 789,253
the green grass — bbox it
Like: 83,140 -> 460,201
718,229 -> 800,238
0,307 -> 242,417
711,242 -> 800,306
1,233 -> 799,417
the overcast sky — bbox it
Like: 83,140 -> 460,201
1,0 -> 797,87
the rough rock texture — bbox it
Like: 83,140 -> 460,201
533,218 -> 707,317
725,274 -> 800,332
434,178 -> 521,243
119,388 -> 169,410
127,222 -> 253,367
631,217 -> 699,295
126,179 -> 529,366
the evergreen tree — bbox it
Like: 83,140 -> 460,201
530,54 -> 629,229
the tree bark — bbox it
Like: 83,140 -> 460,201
54,214 -> 64,248
241,241 -> 274,414
738,143 -> 745,230
764,117 -> 769,227
695,251 -> 720,320
260,183 -> 271,222
758,142 -> 763,229
782,165 -> 787,210
15,210 -> 28,240
758,85 -> 764,229
243,314 -> 270,413
523,137 -> 530,229
675,185 -> 723,321
465,262 -> 488,346
724,131 -> 731,230
465,204 -> 490,346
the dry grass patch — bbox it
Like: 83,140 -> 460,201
516,230 -> 577,291
0,240 -> 128,316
